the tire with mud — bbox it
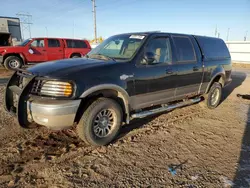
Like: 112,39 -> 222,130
200,82 -> 222,109
77,98 -> 123,146
4,56 -> 22,70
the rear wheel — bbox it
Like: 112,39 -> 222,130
77,98 -> 123,146
4,56 -> 22,70
200,82 -> 222,109
71,54 -> 81,58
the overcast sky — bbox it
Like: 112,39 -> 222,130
1,0 -> 250,41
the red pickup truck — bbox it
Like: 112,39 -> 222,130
0,38 -> 91,70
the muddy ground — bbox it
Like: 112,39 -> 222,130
0,67 -> 250,187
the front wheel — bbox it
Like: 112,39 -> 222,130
4,56 -> 22,70
201,82 -> 222,109
77,98 -> 123,146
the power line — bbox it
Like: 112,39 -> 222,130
16,12 -> 32,39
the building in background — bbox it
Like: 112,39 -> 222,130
226,41 -> 250,63
0,16 -> 22,46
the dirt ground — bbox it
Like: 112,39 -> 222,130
0,67 -> 250,187
0,68 -> 13,78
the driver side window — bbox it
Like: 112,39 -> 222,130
31,39 -> 45,48
145,37 -> 172,65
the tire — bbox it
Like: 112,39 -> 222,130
77,98 -> 123,146
4,56 -> 22,70
201,82 -> 222,109
71,55 -> 81,58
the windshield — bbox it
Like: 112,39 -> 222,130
88,34 -> 146,61
17,39 -> 32,46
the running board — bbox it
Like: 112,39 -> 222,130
131,98 -> 201,119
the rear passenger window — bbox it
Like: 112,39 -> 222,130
48,39 -> 60,47
66,40 -> 87,48
173,36 -> 196,62
195,36 -> 230,60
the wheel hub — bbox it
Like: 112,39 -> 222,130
93,109 -> 114,138
99,116 -> 109,128
9,60 -> 19,68
211,88 -> 220,106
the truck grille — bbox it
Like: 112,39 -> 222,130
31,80 -> 43,95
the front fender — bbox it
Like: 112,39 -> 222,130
3,52 -> 26,64
19,53 -> 26,64
80,84 -> 130,123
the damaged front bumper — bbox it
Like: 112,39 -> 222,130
4,70 -> 81,130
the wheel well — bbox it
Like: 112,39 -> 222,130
70,53 -> 81,58
206,75 -> 224,93
213,75 -> 224,86
74,89 -> 127,124
3,53 -> 24,64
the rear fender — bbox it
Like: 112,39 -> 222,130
205,65 -> 225,93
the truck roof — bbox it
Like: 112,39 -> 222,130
117,31 -> 221,41
28,37 -> 88,41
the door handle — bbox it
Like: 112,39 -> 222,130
42,50 -> 46,52
59,50 -> 62,52
193,66 -> 199,71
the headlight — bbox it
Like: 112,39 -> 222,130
39,81 -> 74,97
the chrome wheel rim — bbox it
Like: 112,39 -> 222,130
9,60 -> 19,68
93,109 -> 115,138
211,88 -> 220,106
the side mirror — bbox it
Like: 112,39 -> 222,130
144,52 -> 155,64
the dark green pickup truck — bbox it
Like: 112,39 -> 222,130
5,32 -> 232,146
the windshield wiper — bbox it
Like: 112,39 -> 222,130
89,54 -> 116,62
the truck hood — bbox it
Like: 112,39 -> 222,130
27,58 -> 115,77
0,46 -> 25,53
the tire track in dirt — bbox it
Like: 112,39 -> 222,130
0,103 -> 205,181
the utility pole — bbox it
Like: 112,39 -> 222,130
16,12 -> 32,39
45,27 -> 48,37
244,30 -> 248,41
92,0 -> 97,43
218,32 -> 220,38
215,25 -> 217,37
73,20 -> 75,39
226,28 -> 230,41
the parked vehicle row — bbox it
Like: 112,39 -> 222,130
4,31 -> 232,146
0,37 -> 91,70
